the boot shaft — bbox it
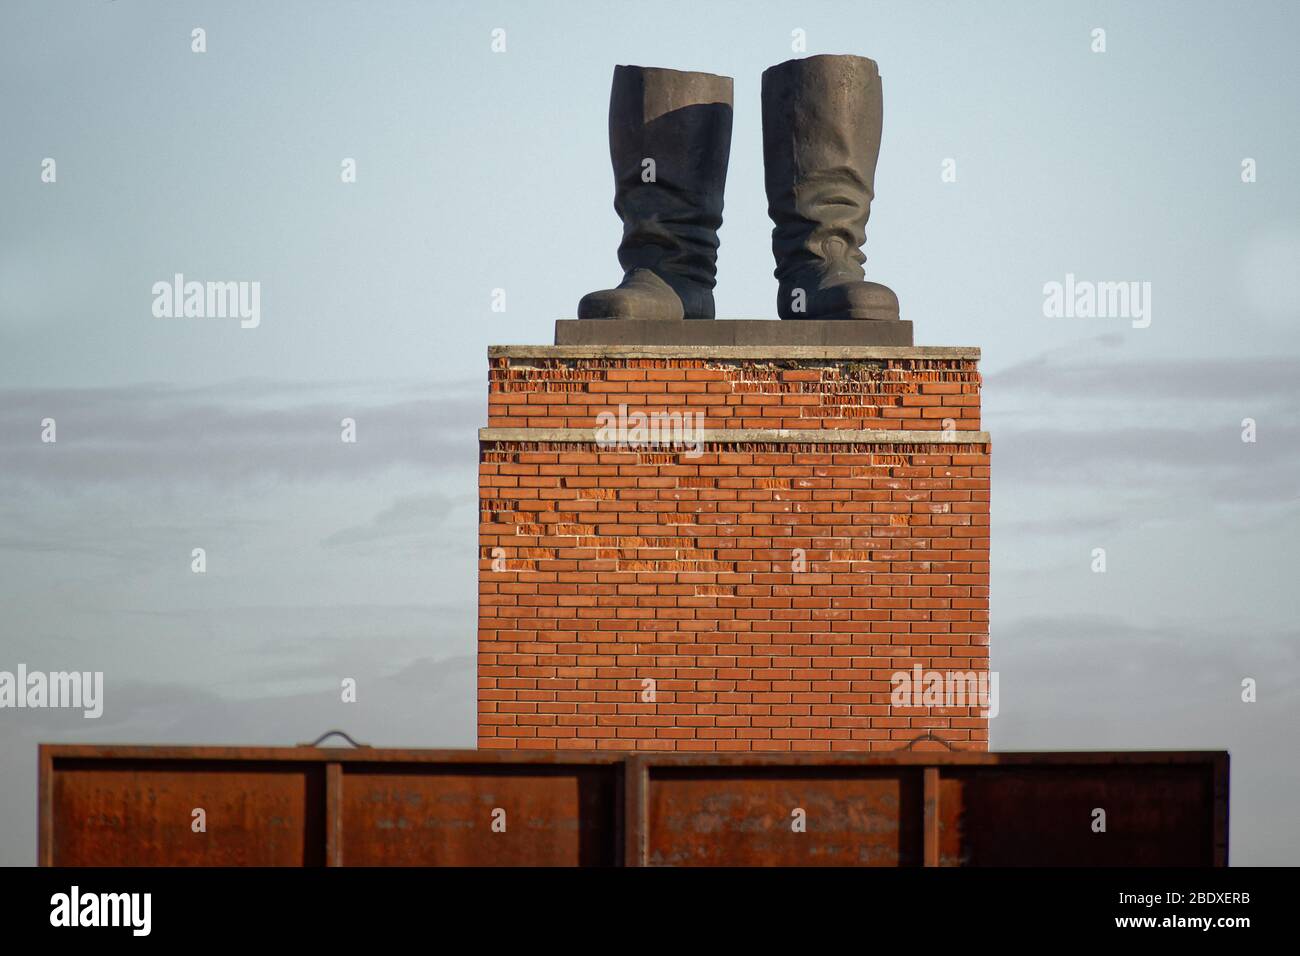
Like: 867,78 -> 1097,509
762,54 -> 884,286
607,65 -> 733,290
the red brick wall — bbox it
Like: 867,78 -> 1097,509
479,347 -> 990,752
487,348 -> 981,431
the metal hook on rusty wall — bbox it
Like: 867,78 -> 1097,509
903,730 -> 956,751
300,729 -> 371,748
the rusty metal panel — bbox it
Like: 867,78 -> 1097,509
39,746 -> 1228,867
48,758 -> 324,866
41,746 -> 626,868
937,760 -> 1223,866
643,765 -> 924,866
634,752 -> 1227,868
338,762 -> 619,866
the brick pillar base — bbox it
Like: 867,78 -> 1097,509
479,345 -> 990,752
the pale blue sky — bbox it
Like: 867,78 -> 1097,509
1,0 -> 1297,864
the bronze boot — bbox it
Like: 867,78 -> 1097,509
762,54 -> 900,321
578,65 -> 734,320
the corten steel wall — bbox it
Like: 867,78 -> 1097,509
479,345 -> 991,752
39,747 -> 1228,866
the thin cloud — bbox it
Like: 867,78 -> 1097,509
0,379 -> 483,486
321,492 -> 474,548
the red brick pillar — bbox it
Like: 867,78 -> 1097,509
479,345 -> 990,752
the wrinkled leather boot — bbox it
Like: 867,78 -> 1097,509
578,65 -> 733,320
762,54 -> 900,321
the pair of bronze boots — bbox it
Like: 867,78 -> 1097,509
579,54 -> 898,323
